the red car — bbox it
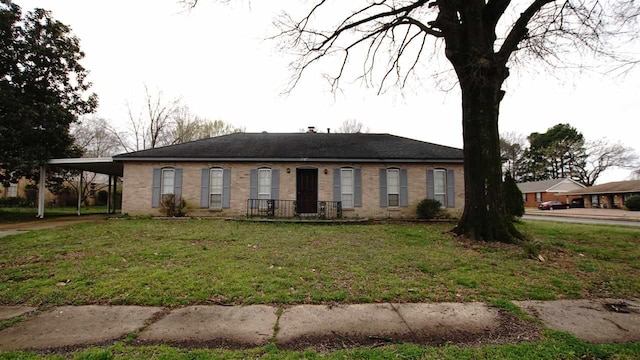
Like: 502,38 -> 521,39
538,201 -> 569,210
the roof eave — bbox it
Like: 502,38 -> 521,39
566,189 -> 640,195
113,157 -> 464,163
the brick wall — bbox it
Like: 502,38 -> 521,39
523,191 -> 581,207
121,161 -> 464,218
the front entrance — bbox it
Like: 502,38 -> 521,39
296,168 -> 318,214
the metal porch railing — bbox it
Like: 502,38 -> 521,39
246,199 -> 342,219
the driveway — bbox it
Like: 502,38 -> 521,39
0,214 -> 108,238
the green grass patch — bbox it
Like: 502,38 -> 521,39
1,337 -> 639,359
0,220 -> 638,307
0,316 -> 24,332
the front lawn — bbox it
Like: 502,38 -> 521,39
0,219 -> 638,307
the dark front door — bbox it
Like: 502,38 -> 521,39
296,169 -> 318,214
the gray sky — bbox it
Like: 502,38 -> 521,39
15,0 -> 640,183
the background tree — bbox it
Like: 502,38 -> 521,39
573,139 -> 639,186
337,119 -> 370,134
263,0 -> 639,242
504,126 -> 637,184
171,105 -> 243,144
111,87 -> 244,151
500,132 -> 527,181
523,124 -> 585,181
111,86 -> 179,152
54,116 -> 124,204
72,117 -> 122,158
0,4 -> 97,184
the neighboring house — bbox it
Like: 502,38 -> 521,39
112,132 -> 465,218
0,176 -> 56,203
564,180 -> 640,209
1,182 -> 19,198
517,178 -> 585,207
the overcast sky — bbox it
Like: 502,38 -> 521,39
14,0 -> 640,183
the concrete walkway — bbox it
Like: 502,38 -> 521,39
1,299 -> 638,351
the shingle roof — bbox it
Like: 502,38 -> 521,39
565,180 -> 640,195
517,178 -> 583,193
113,133 -> 464,162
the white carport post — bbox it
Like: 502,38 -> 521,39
107,175 -> 112,214
37,166 -> 46,218
77,172 -> 83,216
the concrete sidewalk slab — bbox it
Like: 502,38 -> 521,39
515,299 -> 640,343
0,306 -> 36,321
392,302 -> 526,344
138,305 -> 277,347
0,305 -> 162,351
276,303 -> 536,350
276,303 -> 415,349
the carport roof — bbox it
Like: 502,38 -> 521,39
47,158 -> 123,177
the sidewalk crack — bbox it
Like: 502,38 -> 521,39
604,317 -> 629,332
271,306 -> 285,343
389,303 -> 416,336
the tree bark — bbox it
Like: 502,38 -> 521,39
453,65 -> 523,243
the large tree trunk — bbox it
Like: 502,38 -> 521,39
453,66 -> 523,243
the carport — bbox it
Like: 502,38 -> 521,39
36,158 -> 124,218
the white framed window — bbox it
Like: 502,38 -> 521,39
387,169 -> 400,207
209,168 -> 223,209
258,168 -> 271,208
522,193 -> 527,202
161,168 -> 175,199
535,192 -> 542,202
434,169 -> 446,207
6,183 -> 18,197
341,168 -> 354,209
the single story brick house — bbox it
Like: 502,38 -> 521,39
112,132 -> 465,218
564,180 -> 640,209
517,178 -> 585,207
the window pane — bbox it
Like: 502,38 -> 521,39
210,169 -> 223,194
7,184 -> 17,197
435,194 -> 445,207
434,170 -> 446,194
341,169 -> 354,208
258,169 -> 271,198
342,194 -> 353,209
210,194 -> 222,209
162,169 -> 174,195
387,169 -> 399,194
388,194 -> 399,207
